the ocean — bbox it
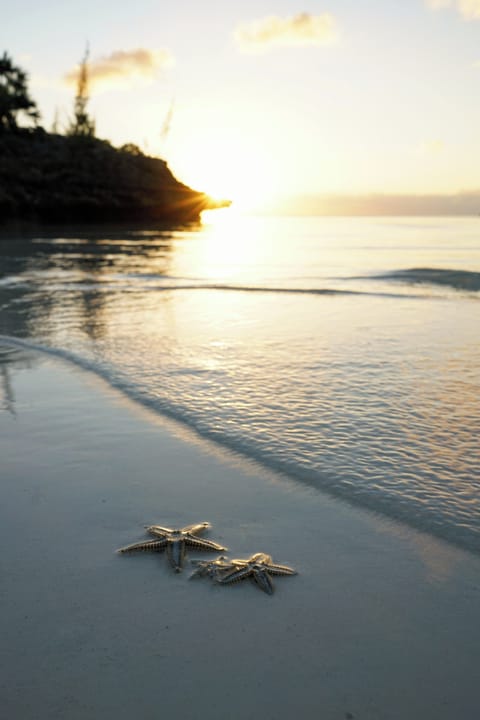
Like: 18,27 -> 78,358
1,213 -> 479,551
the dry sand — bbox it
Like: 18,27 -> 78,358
1,346 -> 480,719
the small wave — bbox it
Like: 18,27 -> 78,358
369,267 -> 480,292
154,284 -> 419,299
1,272 -> 426,300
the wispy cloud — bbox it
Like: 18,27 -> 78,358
235,12 -> 338,53
64,48 -> 174,90
425,0 -> 480,19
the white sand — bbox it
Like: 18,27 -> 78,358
1,348 -> 480,719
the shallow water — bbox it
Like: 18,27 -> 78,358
1,214 -> 479,551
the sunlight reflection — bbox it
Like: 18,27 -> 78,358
187,211 -> 266,283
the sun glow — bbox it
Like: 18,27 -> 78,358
171,130 -> 282,213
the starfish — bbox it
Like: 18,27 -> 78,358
117,522 -> 226,572
216,552 -> 297,595
189,555 -> 233,581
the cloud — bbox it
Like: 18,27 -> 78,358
64,48 -> 174,91
235,12 -> 338,52
425,0 -> 480,19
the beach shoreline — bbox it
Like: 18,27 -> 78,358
1,345 -> 480,719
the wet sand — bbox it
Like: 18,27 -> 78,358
1,346 -> 480,720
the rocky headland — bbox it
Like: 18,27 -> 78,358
0,129 -> 229,224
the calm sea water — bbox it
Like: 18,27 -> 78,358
1,214 -> 479,550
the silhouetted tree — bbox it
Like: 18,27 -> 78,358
51,106 -> 60,134
0,52 -> 40,131
120,142 -> 143,156
67,46 -> 95,137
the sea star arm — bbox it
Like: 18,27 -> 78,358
252,569 -> 274,595
265,563 -> 297,576
145,525 -> 172,538
166,539 -> 186,572
117,538 -> 168,554
189,556 -> 233,579
184,535 -> 227,551
181,522 -> 211,536
217,565 -> 253,585
189,561 -> 212,579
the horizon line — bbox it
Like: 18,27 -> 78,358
251,190 -> 480,216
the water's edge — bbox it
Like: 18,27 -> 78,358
2,332 -> 478,558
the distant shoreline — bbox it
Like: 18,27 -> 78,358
259,193 -> 480,217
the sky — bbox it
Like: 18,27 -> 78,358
3,0 -> 480,210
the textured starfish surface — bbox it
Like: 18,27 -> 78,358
214,552 -> 297,595
117,522 -> 226,572
189,555 -> 233,581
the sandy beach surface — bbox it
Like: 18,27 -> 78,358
1,346 -> 480,720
